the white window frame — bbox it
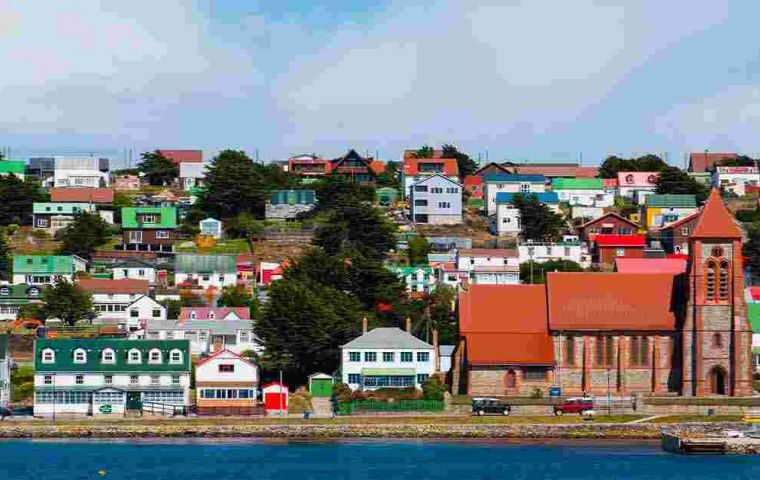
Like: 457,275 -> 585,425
73,348 -> 87,364
101,348 -> 115,364
148,348 -> 162,364
42,348 -> 55,364
169,349 -> 183,365
127,348 -> 142,364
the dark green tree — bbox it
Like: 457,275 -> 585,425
41,279 -> 95,326
744,225 -> 760,284
162,299 -> 181,319
442,144 -> 478,179
407,236 -> 431,266
716,155 -> 756,168
314,203 -> 396,261
656,166 -> 709,203
218,285 -> 252,308
137,151 -> 179,186
599,154 -> 668,178
224,213 -> 264,240
520,260 -> 584,284
426,285 -> 457,344
414,145 -> 434,158
0,229 -> 10,281
0,176 -> 47,225
58,211 -> 112,260
18,303 -> 45,321
314,175 -> 375,211
376,161 -> 401,188
512,193 -> 566,241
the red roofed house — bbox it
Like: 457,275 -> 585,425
659,211 -> 701,255
617,171 -> 659,204
402,156 -> 458,197
614,257 -> 687,274
453,189 -> 753,397
50,188 -> 114,204
179,307 -> 251,321
156,150 -> 203,165
462,175 -> 483,200
593,234 -> 646,265
287,154 -> 332,177
689,152 -> 737,173
329,149 -> 384,182
578,212 -> 641,243
508,162 -> 599,179
76,278 -> 166,331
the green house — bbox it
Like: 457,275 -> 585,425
121,207 -> 178,229
12,255 -> 85,285
387,265 -> 436,295
0,160 -> 26,178
0,284 -> 45,320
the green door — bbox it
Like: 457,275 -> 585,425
126,392 -> 142,410
310,378 -> 333,397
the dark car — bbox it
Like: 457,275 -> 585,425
553,397 -> 594,416
472,398 -> 512,416
0,406 -> 11,420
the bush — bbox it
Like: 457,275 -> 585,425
736,210 -> 760,223
333,383 -> 352,404
5,224 -> 19,236
32,229 -> 50,240
422,376 -> 446,401
288,392 -> 313,414
530,387 -> 544,399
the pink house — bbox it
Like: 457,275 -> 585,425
113,174 -> 140,191
179,307 -> 251,321
617,171 -> 660,204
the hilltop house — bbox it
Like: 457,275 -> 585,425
688,152 -> 738,173
28,157 -> 109,189
455,248 -> 520,285
401,156 -> 459,197
388,266 -> 437,296
659,212 -> 701,255
179,307 -> 251,321
33,339 -> 191,417
156,150 -> 203,165
0,284 -> 44,321
643,194 -> 699,229
199,218 -> 223,239
482,174 -> 546,216
77,279 -> 166,331
341,320 -> 436,391
454,192 -> 753,398
12,255 -> 87,285
287,154 -> 332,177
110,259 -> 160,284
592,234 -> 647,265
329,149 -> 385,182
140,319 -> 259,356
265,190 -> 316,220
195,349 -> 259,415
578,212 -> 641,243
0,335 -> 10,406
509,162 -> 598,179
409,174 -> 463,225
517,240 -> 585,266
120,207 -> 178,252
32,202 -> 98,234
712,166 -> 760,196
617,171 -> 659,204
179,163 -> 206,191
175,255 -> 238,290
551,178 -> 613,208
0,160 -> 26,179
49,188 -> 115,224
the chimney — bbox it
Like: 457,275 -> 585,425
405,317 -> 412,334
362,317 -> 368,335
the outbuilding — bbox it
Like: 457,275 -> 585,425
308,373 -> 334,398
262,382 -> 289,414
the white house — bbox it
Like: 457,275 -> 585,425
341,322 -> 436,391
199,218 -> 223,239
77,279 -> 166,331
140,319 -> 260,356
179,163 -> 206,191
409,174 -> 463,225
617,171 -> 659,204
111,259 -> 158,284
517,240 -> 586,266
52,157 -> 110,188
492,192 -> 560,236
482,174 -> 546,216
33,339 -> 191,418
455,248 -> 520,285
387,266 -> 437,295
712,166 -> 760,196
175,254 -> 238,290
402,157 -> 459,198
0,335 -> 11,406
195,349 -> 259,415
551,178 -> 613,208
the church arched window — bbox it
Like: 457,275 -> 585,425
705,260 -> 718,302
719,260 -> 730,301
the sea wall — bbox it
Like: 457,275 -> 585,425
0,422 -> 746,439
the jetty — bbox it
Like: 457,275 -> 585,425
662,411 -> 760,454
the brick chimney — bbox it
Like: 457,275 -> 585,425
362,317 -> 368,335
405,317 -> 412,334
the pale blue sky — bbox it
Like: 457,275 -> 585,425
1,1 -> 760,167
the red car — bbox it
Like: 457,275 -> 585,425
553,398 -> 594,416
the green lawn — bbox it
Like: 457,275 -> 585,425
174,239 -> 250,254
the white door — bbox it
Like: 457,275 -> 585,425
128,231 -> 143,244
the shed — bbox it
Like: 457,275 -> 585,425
308,373 -> 334,397
262,382 -> 289,413
375,187 -> 399,206
199,218 -> 222,239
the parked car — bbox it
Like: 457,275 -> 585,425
553,397 -> 594,416
472,398 -> 512,416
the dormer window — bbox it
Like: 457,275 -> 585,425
169,349 -> 183,364
73,348 -> 87,364
208,311 -> 216,320
42,348 -> 55,364
29,288 -> 39,297
101,348 -> 115,364
190,311 -> 197,320
127,349 -> 142,364
0,287 -> 9,296
148,349 -> 162,364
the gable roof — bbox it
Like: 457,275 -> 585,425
411,172 -> 462,187
331,149 -> 385,175
77,278 -> 149,294
482,173 -> 546,183
156,150 -> 203,164
13,255 -> 74,274
473,162 -> 511,176
0,160 -> 26,175
342,327 -> 434,350
403,158 -> 459,176
689,152 -> 737,173
614,258 -> 687,274
659,211 -> 701,231
458,248 -> 517,258
196,348 -> 256,368
111,258 -> 158,270
35,339 -> 190,373
595,234 -> 646,247
50,188 -> 114,204
459,285 -> 555,365
690,188 -> 742,239
579,212 -> 641,230
175,254 -> 237,274
645,194 -> 697,208
546,272 -> 679,331
121,207 -> 177,229
495,192 -> 559,204
179,307 -> 250,321
551,178 -> 604,190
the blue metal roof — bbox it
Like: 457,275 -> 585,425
482,174 -> 546,183
495,192 -> 559,203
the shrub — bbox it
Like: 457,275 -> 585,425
333,383 -> 352,404
288,392 -> 313,414
422,376 -> 446,401
32,229 -> 50,240
530,387 -> 544,399
5,224 -> 19,236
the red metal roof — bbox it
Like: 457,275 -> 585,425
463,175 -> 483,186
458,248 -> 518,258
196,348 -> 256,367
77,279 -> 149,294
614,258 -> 687,274
179,307 -> 251,321
512,164 -> 598,178
50,188 -> 114,204
689,152 -> 737,173
156,150 -> 203,164
594,234 -> 646,247
690,188 -> 742,239
403,158 -> 459,176
546,272 -> 678,331
579,212 -> 641,230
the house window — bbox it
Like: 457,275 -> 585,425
681,227 -> 690,236
128,349 -> 142,364
523,367 -> 546,381
364,352 -> 377,362
349,352 -> 360,362
104,375 -> 113,385
519,183 -> 531,193
706,261 -> 717,302
565,336 -> 575,366
630,337 -> 650,366
73,348 -> 87,364
348,374 -> 361,384
437,201 -> 451,209
382,352 -> 395,362
190,311 -> 197,320
171,375 -> 180,385
414,200 -> 428,206
130,375 -> 139,385
101,349 -> 115,364
417,374 -> 429,384
169,349 -> 183,364
417,352 -> 430,362
151,375 -> 160,386
75,375 -> 84,385
239,331 -> 249,343
616,248 -> 625,257
42,349 -> 55,364
401,352 -> 413,362
148,349 -> 162,364
414,186 -> 428,192
43,375 -> 52,385
219,364 -> 235,373
155,231 -> 169,239
130,310 -> 139,318
152,309 -> 161,318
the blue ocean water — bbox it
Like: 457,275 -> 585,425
0,439 -> 758,480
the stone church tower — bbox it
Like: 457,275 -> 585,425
683,189 -> 753,396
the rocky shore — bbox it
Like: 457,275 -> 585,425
0,422 -> 746,439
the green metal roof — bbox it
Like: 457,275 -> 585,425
0,335 -> 7,361
13,255 -> 74,274
0,284 -> 44,304
387,266 -> 433,276
175,254 -> 237,274
269,190 -> 316,205
551,178 -> 604,190
121,207 -> 177,229
645,194 -> 697,208
748,303 -> 760,333
34,339 -> 190,373
361,368 -> 416,376
0,161 -> 26,174
33,202 -> 96,215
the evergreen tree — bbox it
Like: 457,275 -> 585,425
58,211 -> 112,260
0,176 -> 46,225
217,285 -> 252,308
414,145 -> 434,158
314,203 -> 396,261
744,225 -> 760,284
314,175 -> 375,211
656,166 -> 709,203
0,229 -> 10,281
137,151 -> 179,186
407,236 -> 431,266
41,279 -> 95,326
599,154 -> 668,178
520,260 -> 584,284
512,193 -> 566,241
442,144 -> 478,179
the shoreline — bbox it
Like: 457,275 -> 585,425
0,421 -> 745,439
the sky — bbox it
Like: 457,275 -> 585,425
1,0 -> 760,168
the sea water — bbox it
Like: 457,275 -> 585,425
0,439 -> 758,479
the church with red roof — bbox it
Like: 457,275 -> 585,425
453,189 -> 753,398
